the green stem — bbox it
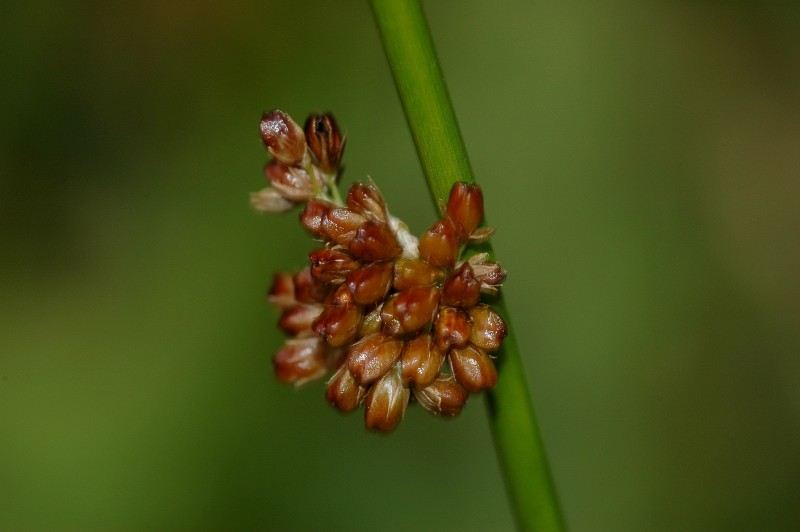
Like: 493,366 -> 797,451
369,1 -> 565,530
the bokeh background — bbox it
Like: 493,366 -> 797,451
2,1 -> 799,530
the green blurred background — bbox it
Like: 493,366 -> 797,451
2,1 -> 799,530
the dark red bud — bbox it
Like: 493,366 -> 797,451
346,182 -> 387,223
441,263 -> 481,308
400,334 -> 444,387
364,363 -> 409,432
446,182 -> 484,242
345,261 -> 393,305
413,375 -> 469,416
392,258 -> 443,291
311,304 -> 363,347
305,113 -> 345,174
260,110 -> 307,165
273,337 -> 327,386
309,248 -> 359,283
468,304 -> 507,352
380,286 -> 441,336
449,344 -> 497,393
418,219 -> 459,268
347,333 -> 404,385
348,221 -> 402,262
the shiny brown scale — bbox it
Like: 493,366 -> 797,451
345,261 -> 393,305
441,262 -> 481,308
449,344 -> 497,393
392,258 -> 443,291
347,333 -> 404,386
418,218 -> 459,268
380,286 -> 441,336
312,304 -> 363,347
433,306 -> 471,351
413,375 -> 468,417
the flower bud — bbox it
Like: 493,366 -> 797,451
278,304 -> 321,336
414,375 -> 468,416
250,187 -> 294,213
273,337 -> 326,386
326,362 -> 366,412
348,221 -> 402,262
380,286 -> 441,336
468,304 -> 507,352
392,258 -> 443,291
344,261 -> 393,305
309,248 -> 359,283
293,267 -> 329,304
359,305 -> 384,338
441,263 -> 481,308
300,199 -> 334,238
322,208 -> 367,246
433,306 -> 471,351
364,363 -> 409,432
400,334 -> 444,387
260,110 -> 307,165
305,113 -> 345,174
418,219 -> 459,268
346,182 -> 387,223
446,182 -> 484,242
267,272 -> 295,309
312,304 -> 363,347
449,344 -> 497,393
347,333 -> 404,385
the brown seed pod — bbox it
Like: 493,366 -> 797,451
322,208 -> 367,247
380,286 -> 441,336
347,182 -> 388,223
300,199 -> 335,238
312,304 -> 363,347
418,218 -> 459,268
345,261 -> 393,305
468,304 -> 507,352
433,306 -> 471,351
293,267 -> 329,304
446,182 -> 484,242
400,333 -> 444,388
273,337 -> 327,386
347,333 -> 404,385
326,362 -> 367,412
441,262 -> 481,308
392,258 -> 443,291
267,272 -> 295,309
278,304 -> 321,336
305,113 -> 345,174
348,221 -> 402,262
260,110 -> 307,166
364,363 -> 409,432
265,163 -> 313,202
413,375 -> 469,416
449,344 -> 497,393
309,248 -> 359,283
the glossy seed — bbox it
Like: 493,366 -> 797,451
311,304 -> 363,347
400,334 -> 444,387
364,363 -> 409,432
446,182 -> 484,242
345,261 -> 393,305
468,304 -> 507,352
380,286 -> 441,336
413,375 -> 469,416
441,262 -> 481,308
347,333 -> 404,385
309,248 -> 359,283
449,344 -> 497,393
348,221 -> 402,262
392,258 -> 443,291
326,362 -> 366,412
433,306 -> 471,351
418,219 -> 459,268
273,337 -> 327,386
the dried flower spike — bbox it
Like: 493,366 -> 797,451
252,110 -> 507,432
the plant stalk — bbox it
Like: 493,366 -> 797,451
369,1 -> 565,530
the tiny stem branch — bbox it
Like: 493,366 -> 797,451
369,1 -> 565,530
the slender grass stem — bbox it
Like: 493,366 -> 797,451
369,1 -> 565,530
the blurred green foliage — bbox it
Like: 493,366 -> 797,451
1,1 -> 799,530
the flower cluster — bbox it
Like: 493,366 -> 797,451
252,109 -> 507,432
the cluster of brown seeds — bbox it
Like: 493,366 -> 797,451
252,109 -> 507,432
